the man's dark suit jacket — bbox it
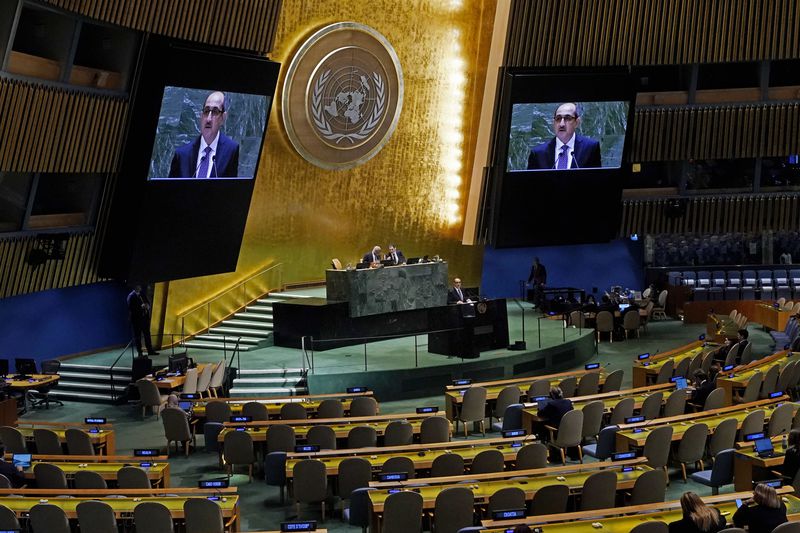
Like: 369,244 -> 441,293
362,252 -> 381,264
0,460 -> 24,488
168,133 -> 240,178
385,250 -> 406,265
538,398 -> 573,428
447,287 -> 468,304
692,380 -> 716,408
526,134 -> 602,170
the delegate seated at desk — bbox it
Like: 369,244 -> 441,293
713,329 -> 749,364
534,386 -> 573,441
690,369 -> 715,408
0,445 -> 24,488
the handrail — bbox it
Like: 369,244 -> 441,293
177,262 -> 283,320
108,340 -> 134,402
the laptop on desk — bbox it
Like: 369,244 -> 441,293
12,454 -> 31,470
754,437 -> 776,458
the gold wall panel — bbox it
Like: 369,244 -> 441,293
505,0 -> 800,67
42,0 -> 283,55
619,194 -> 800,236
158,0 -> 497,332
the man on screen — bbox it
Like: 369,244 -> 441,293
168,91 -> 240,178
526,102 -> 601,170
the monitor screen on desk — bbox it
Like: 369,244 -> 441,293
14,359 -> 36,376
168,354 -> 189,374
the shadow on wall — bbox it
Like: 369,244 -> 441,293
480,239 -> 645,300
0,281 -> 131,363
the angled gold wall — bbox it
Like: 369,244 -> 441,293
160,0 -> 496,331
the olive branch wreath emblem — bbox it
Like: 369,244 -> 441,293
311,69 -> 386,144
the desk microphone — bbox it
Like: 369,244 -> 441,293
571,151 -> 579,169
194,154 -> 208,178
211,155 -> 218,178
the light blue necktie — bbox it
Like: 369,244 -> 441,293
197,146 -> 212,178
557,144 -> 569,169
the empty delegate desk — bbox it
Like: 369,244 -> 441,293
189,391 -> 376,420
716,350 -> 797,405
16,421 -> 116,455
733,435 -> 792,491
631,340 -> 718,387
8,453 -> 171,486
755,303 -> 794,332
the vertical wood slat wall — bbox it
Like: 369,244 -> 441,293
619,195 -> 800,236
42,0 -> 284,55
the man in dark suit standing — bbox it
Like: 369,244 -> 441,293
385,244 -> 406,265
528,257 -> 547,307
127,284 -> 158,357
526,102 -> 601,170
168,91 -> 240,178
447,277 -> 472,304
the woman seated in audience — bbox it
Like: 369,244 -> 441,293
780,429 -> 800,482
732,483 -> 788,533
668,491 -> 726,533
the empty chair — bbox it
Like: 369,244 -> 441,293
583,424 -> 618,461
629,468 -> 667,505
346,487 -> 375,533
383,420 -> 413,446
576,372 -> 600,396
347,426 -> 377,448
515,442 -> 548,470
118,465 -> 151,488
580,400 -> 605,442
34,463 -> 67,489
338,457 -> 372,505
241,401 -> 269,421
382,490 -> 423,533
609,397 -> 635,425
739,343 -> 755,365
293,459 -> 328,520
663,388 -> 688,417
33,428 -> 63,455
768,402 -> 794,437
492,386 -> 521,425
688,353 -> 703,377
644,426 -> 673,479
196,363 -> 215,398
527,379 -> 551,398
674,357 -> 691,379
161,407 -> 194,456
630,522 -> 669,533
280,402 -> 307,420
623,310 -> 641,339
381,456 -> 415,479
488,486 -> 526,515
349,396 -> 378,417
0,504 -> 20,532
76,500 -> 119,533
266,424 -> 296,453
265,451 -> 287,504
495,403 -> 523,433
74,469 -> 107,489
596,311 -> 614,342
723,344 -> 741,368
433,487 -> 474,533
690,448 -> 734,495
207,360 -> 226,398
0,427 -> 26,454
420,416 -> 451,443
773,523 -> 800,533
470,449 -> 504,474
223,430 -> 255,481
431,452 -> 464,477
136,379 -> 168,419
558,376 -> 577,398
655,359 -> 675,384
546,409 -> 583,464
778,362 -> 797,395
455,386 -> 487,437
30,503 -> 71,533
651,290 -> 668,320
306,425 -> 337,450
204,401 -> 232,424
65,428 -> 95,455
181,367 -> 199,395
184,497 -> 224,533
640,392 -> 664,420
601,369 -> 624,392
675,423 -> 709,482
738,410 -> 766,441
708,418 -> 738,458
702,387 -> 725,410
317,399 -> 344,419
133,501 -> 174,533
580,470 -> 617,510
760,365 -> 781,399
735,372 -> 763,404
531,484 -> 569,515
570,310 -> 587,328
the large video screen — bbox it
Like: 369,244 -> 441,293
486,70 -> 637,248
148,87 -> 269,180
507,101 -> 629,172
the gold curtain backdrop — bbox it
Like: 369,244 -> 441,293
157,0 -> 496,334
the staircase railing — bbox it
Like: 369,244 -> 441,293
109,340 -> 135,402
176,262 -> 283,344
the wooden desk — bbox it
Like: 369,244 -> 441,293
716,349 -> 795,405
479,489 -> 800,532
445,369 -> 606,421
145,364 -> 209,391
754,303 -> 793,331
16,421 -> 116,455
23,460 -> 170,487
631,340 -> 717,387
190,391 -> 375,419
614,397 -> 795,452
4,374 -> 60,390
733,436 -> 788,491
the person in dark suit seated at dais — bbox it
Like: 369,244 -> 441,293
168,91 -> 240,178
526,102 -> 601,170
385,244 -> 406,265
362,245 -> 382,265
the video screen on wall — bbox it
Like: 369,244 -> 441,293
148,86 -> 269,180
487,70 -> 637,248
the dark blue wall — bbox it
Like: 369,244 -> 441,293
481,239 -> 645,299
0,281 -> 131,366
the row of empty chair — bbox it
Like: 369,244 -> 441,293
670,268 -> 800,300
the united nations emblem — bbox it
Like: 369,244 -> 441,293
282,22 -> 404,170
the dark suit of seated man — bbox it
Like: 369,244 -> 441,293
0,445 -> 25,488
690,370 -> 716,409
362,245 -> 382,265
168,91 -> 240,178
535,386 -> 574,442
526,103 -> 601,170
384,244 -> 406,265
